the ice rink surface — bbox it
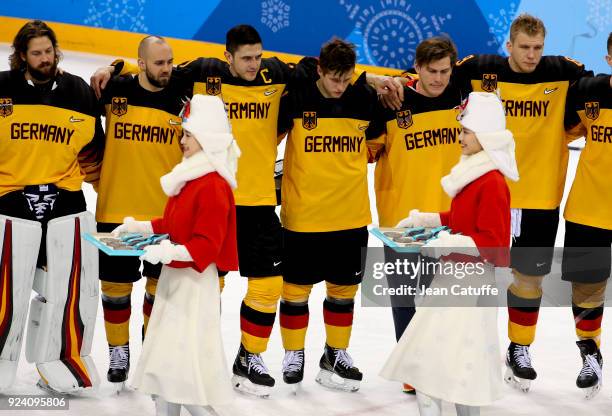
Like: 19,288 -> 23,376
0,44 -> 608,416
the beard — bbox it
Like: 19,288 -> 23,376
145,68 -> 170,88
27,61 -> 57,82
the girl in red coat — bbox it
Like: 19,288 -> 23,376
382,92 -> 519,416
114,94 -> 240,416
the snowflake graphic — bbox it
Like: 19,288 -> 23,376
261,0 -> 290,33
586,0 -> 612,31
84,0 -> 148,32
485,2 -> 518,54
349,1 -> 452,68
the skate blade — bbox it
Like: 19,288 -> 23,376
289,382 -> 303,395
504,367 -> 531,393
231,375 -> 271,398
581,382 -> 602,400
112,381 -> 127,395
315,369 -> 360,392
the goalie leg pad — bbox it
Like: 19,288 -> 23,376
25,211 -> 100,392
0,215 -> 42,391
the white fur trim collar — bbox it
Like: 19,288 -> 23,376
440,151 -> 498,198
160,150 -> 236,197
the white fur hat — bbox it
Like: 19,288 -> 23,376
182,94 -> 234,152
181,94 -> 240,188
458,92 -> 506,133
459,92 -> 519,181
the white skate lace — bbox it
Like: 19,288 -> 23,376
513,345 -> 532,368
333,349 -> 354,370
109,345 -> 129,370
580,354 -> 603,381
248,353 -> 270,375
282,350 -> 304,372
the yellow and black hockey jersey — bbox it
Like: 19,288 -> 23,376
114,57 -> 318,206
564,75 -> 612,230
0,70 -> 103,197
368,80 -> 464,227
453,54 -> 590,209
174,57 -> 300,206
278,72 -> 379,232
96,75 -> 187,223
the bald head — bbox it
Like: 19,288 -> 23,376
137,35 -> 173,90
138,35 -> 167,58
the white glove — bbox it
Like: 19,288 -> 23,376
396,209 -> 442,228
139,240 -> 193,265
421,231 -> 480,259
111,217 -> 153,236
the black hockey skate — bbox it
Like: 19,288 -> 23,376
282,349 -> 305,393
504,342 -> 536,393
315,344 -> 362,392
232,344 -> 275,398
576,339 -> 603,399
108,344 -> 130,394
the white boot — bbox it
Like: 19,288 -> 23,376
455,404 -> 480,416
416,391 -> 442,416
154,396 -> 181,416
183,404 -> 220,416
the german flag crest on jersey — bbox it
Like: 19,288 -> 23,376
396,109 -> 413,128
0,98 -> 12,117
302,111 -> 317,130
481,73 -> 497,92
585,101 -> 600,120
206,76 -> 221,95
111,97 -> 128,117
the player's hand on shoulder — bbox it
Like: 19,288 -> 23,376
90,66 -> 114,99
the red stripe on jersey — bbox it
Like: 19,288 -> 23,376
104,307 -> 131,324
576,315 -> 603,332
323,309 -> 353,327
508,307 -> 539,327
279,312 -> 309,330
240,317 -> 273,338
143,298 -> 153,317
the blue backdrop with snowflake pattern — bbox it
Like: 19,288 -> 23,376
1,0 -> 610,73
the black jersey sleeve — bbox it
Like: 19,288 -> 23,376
175,57 -> 226,83
565,74 -> 611,129
278,90 -> 294,137
77,81 -> 106,187
287,56 -> 319,88
365,100 -> 388,140
452,54 -> 479,95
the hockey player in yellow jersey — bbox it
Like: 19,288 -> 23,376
559,34 -> 612,399
90,25 -> 398,398
90,24 -> 313,397
367,36 -> 464,395
0,20 -> 104,393
277,39 -> 380,392
450,14 -> 592,392
94,35 -> 186,391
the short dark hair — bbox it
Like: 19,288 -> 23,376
226,24 -> 262,54
415,36 -> 458,68
319,38 -> 356,75
509,13 -> 546,42
9,20 -> 62,71
608,32 -> 612,55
